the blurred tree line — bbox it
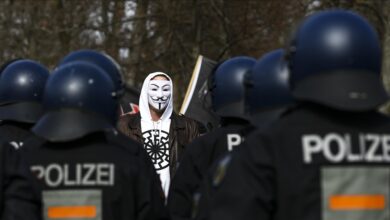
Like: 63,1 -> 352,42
0,0 -> 389,110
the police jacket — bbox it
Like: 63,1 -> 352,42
0,121 -> 37,217
118,112 -> 199,177
168,117 -> 250,220
3,130 -> 169,220
208,103 -> 390,220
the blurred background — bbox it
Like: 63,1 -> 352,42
1,0 -> 390,110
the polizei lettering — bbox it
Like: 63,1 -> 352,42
302,133 -> 390,163
31,163 -> 115,187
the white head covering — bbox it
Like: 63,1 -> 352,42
139,72 -> 173,121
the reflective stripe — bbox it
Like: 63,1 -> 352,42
322,167 -> 390,220
43,189 -> 102,220
330,195 -> 385,210
48,206 -> 96,218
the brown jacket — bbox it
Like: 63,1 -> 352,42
117,112 -> 199,177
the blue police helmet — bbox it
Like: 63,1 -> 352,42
246,49 -> 294,114
32,61 -> 118,142
58,49 -> 124,97
288,10 -> 388,111
0,59 -> 49,123
210,56 -> 257,118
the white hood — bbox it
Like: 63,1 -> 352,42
139,72 -> 173,122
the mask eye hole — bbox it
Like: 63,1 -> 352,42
149,85 -> 158,92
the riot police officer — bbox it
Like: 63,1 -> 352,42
3,61 -> 168,220
208,10 -> 390,220
168,56 -> 256,220
194,49 -> 294,220
0,60 -> 49,216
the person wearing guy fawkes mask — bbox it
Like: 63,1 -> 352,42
118,72 -> 200,197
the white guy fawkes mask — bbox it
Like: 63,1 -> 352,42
148,80 -> 171,111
